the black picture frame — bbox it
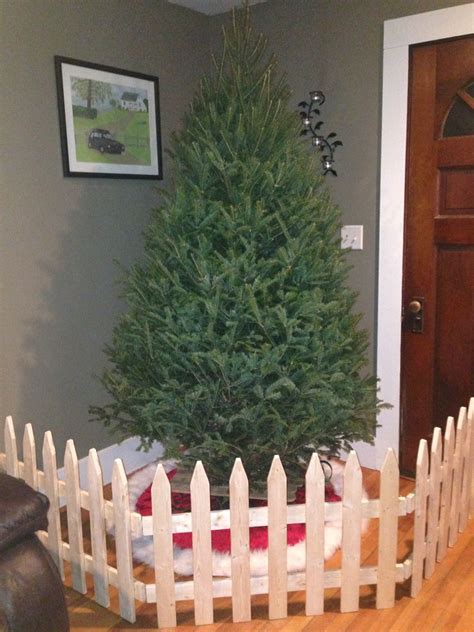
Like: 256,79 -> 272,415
55,56 -> 163,179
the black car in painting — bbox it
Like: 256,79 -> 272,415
88,129 -> 125,154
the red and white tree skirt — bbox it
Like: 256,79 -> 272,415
125,460 -> 367,577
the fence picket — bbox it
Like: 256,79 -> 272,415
448,408 -> 465,546
425,427 -> 442,578
437,417 -> 455,562
411,439 -> 429,597
341,451 -> 362,612
65,440 -> 86,593
229,458 -> 251,623
305,453 -> 325,616
267,455 -> 287,620
376,448 -> 399,608
463,398 -> 474,523
468,398 -> 474,520
42,431 -> 64,579
190,461 -> 213,625
4,416 -> 19,477
152,464 -> 176,629
88,449 -> 109,608
112,459 -> 136,623
458,410 -> 470,532
23,423 -> 38,489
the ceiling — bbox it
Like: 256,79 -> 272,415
167,0 -> 268,16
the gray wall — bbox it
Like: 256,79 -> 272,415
210,0 -> 467,371
0,0 -> 210,459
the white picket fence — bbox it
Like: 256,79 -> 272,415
1,400 -> 473,628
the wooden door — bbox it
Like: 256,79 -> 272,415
400,35 -> 474,475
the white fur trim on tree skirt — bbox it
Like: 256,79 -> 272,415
121,459 -> 368,577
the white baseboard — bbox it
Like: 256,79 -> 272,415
57,436 -> 164,491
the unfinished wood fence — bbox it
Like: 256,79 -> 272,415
1,399 -> 473,628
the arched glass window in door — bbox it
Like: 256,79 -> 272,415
443,80 -> 474,137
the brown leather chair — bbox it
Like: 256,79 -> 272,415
0,472 -> 69,632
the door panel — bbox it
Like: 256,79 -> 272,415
441,169 -> 474,214
400,35 -> 474,474
434,247 -> 474,429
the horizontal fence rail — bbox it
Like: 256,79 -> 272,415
1,399 -> 473,628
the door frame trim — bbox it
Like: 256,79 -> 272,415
376,3 -> 474,469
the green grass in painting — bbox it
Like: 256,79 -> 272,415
73,110 -> 151,165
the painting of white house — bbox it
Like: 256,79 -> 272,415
56,57 -> 162,178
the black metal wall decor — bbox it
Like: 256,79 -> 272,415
299,90 -> 342,176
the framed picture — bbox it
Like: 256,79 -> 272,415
55,57 -> 163,179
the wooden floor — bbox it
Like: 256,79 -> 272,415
62,468 -> 474,631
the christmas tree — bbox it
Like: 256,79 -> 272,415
91,8 -> 381,486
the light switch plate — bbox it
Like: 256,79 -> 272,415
341,225 -> 363,250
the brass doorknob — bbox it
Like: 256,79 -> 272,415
408,300 -> 422,314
